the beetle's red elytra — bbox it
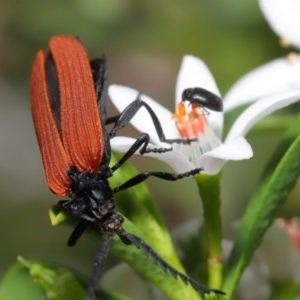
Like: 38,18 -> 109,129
31,36 -> 104,196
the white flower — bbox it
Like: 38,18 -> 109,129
224,0 -> 300,110
109,55 -> 300,175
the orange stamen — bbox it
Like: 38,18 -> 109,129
172,103 -> 207,139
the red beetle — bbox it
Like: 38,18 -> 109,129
31,35 -> 224,299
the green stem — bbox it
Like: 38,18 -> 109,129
195,173 -> 223,289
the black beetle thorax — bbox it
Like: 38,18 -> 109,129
65,167 -> 116,221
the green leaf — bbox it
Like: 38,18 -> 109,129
223,131 -> 300,297
0,257 -> 128,300
271,278 -> 300,300
262,113 -> 300,178
0,260 -> 44,300
18,257 -> 86,300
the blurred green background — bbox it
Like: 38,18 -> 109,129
0,0 -> 299,298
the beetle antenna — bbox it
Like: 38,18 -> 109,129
85,233 -> 114,300
117,229 -> 225,295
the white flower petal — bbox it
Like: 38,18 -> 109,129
110,136 -> 194,173
109,85 -> 179,144
259,0 -> 300,48
224,56 -> 300,112
196,137 -> 253,174
175,55 -> 222,104
208,111 -> 224,139
146,150 -> 195,174
175,55 -> 224,137
111,136 -> 141,153
226,89 -> 300,142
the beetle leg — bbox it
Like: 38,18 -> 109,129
113,167 -> 203,193
108,94 -> 195,146
66,219 -> 91,246
110,132 -> 172,172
